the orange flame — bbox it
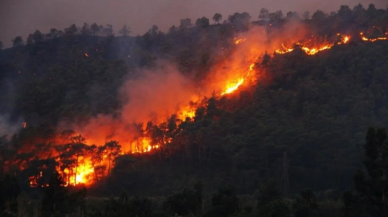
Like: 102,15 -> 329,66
221,63 -> 255,96
234,38 -> 246,45
275,35 -> 351,56
177,105 -> 197,120
359,32 -> 387,42
342,36 -> 350,44
221,78 -> 245,95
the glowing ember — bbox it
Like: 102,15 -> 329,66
23,122 -> 26,128
234,38 -> 246,45
342,36 -> 350,44
84,53 -> 89,57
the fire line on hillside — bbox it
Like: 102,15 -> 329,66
14,30 -> 388,188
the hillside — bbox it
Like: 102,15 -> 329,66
91,39 -> 388,196
0,3 -> 388,217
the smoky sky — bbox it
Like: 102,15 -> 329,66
0,0 -> 386,48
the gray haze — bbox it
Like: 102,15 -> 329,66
0,0 -> 386,48
0,113 -> 23,139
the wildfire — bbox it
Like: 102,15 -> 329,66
360,32 -> 388,42
275,35 -> 351,56
18,28 -> 388,189
220,39 -> 255,96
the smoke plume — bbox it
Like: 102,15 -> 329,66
65,62 -> 199,150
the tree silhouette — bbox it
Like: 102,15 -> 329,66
312,10 -> 326,20
362,128 -> 388,216
104,141 -> 121,175
48,28 -> 60,39
91,146 -> 106,180
0,41 -> 2,50
90,23 -> 100,36
69,135 -> 87,184
269,10 -> 284,23
147,25 -> 159,36
64,24 -> 78,36
196,17 -> 210,28
119,25 -> 131,36
80,23 -> 91,35
286,11 -> 300,19
228,12 -> 251,30
32,30 -> 44,42
103,24 -> 114,36
12,36 -> 23,47
168,25 -> 178,34
344,128 -> 388,217
259,8 -> 269,22
338,5 -> 352,22
179,18 -> 192,30
26,34 -> 34,45
213,13 -> 222,24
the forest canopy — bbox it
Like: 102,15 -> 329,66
0,3 -> 388,217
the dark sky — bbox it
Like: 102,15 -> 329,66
0,0 -> 386,48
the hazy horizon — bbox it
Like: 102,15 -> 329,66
0,0 -> 386,48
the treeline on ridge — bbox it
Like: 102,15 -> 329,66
0,3 -> 388,217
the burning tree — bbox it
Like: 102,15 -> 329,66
104,141 -> 121,175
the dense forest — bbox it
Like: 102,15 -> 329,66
1,3 -> 388,217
